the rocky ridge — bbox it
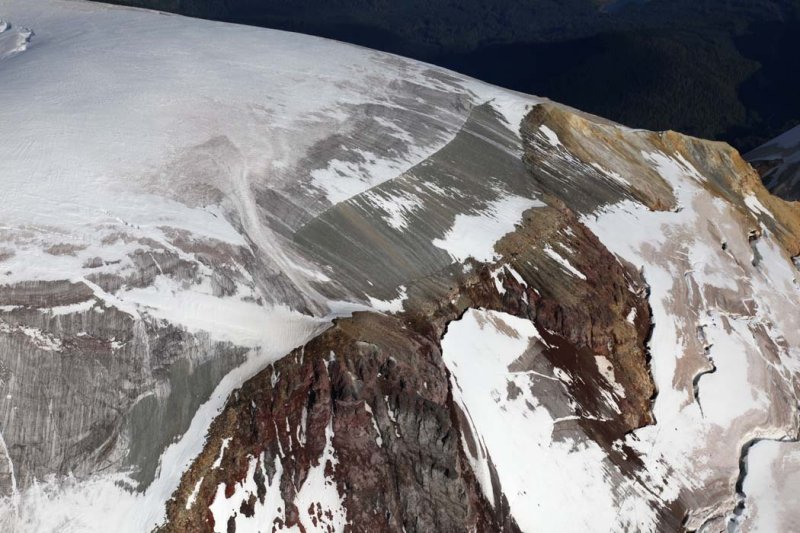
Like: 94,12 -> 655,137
747,124 -> 800,201
159,104 -> 800,531
0,2 -> 799,531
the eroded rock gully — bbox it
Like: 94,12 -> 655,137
159,204 -> 657,532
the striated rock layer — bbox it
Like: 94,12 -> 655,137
0,1 -> 799,532
159,251 -> 654,532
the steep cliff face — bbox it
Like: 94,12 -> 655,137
160,102 -> 800,531
158,310 -> 504,533
747,125 -> 800,201
158,246 -> 654,532
1,1 -> 799,532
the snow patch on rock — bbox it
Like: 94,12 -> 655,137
364,190 -> 423,230
543,244 -> 586,280
367,285 -> 407,314
433,195 -> 543,262
294,422 -> 348,532
442,309 -> 626,532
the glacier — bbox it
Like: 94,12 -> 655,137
0,1 -> 798,532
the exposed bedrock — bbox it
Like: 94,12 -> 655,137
160,310 -> 511,533
159,198 -> 658,531
3,3 -> 800,526
162,100 -> 800,531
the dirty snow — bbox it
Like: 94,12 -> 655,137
582,149 -> 800,529
740,440 -> 800,532
442,309 -> 622,531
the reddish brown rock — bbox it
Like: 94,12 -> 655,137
159,201 -> 657,531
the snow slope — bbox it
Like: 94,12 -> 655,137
0,1 -> 539,531
442,309 -> 621,531
0,1 -> 799,532
581,150 -> 800,530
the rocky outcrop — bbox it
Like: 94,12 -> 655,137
158,98 -> 800,531
160,310 -> 507,532
159,201 -> 657,531
746,125 -> 800,201
3,2 -> 800,531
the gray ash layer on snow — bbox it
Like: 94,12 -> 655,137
0,1 -> 799,532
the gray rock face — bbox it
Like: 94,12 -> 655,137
293,102 -> 537,302
747,125 -> 800,201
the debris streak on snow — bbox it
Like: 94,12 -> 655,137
367,285 -> 408,314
